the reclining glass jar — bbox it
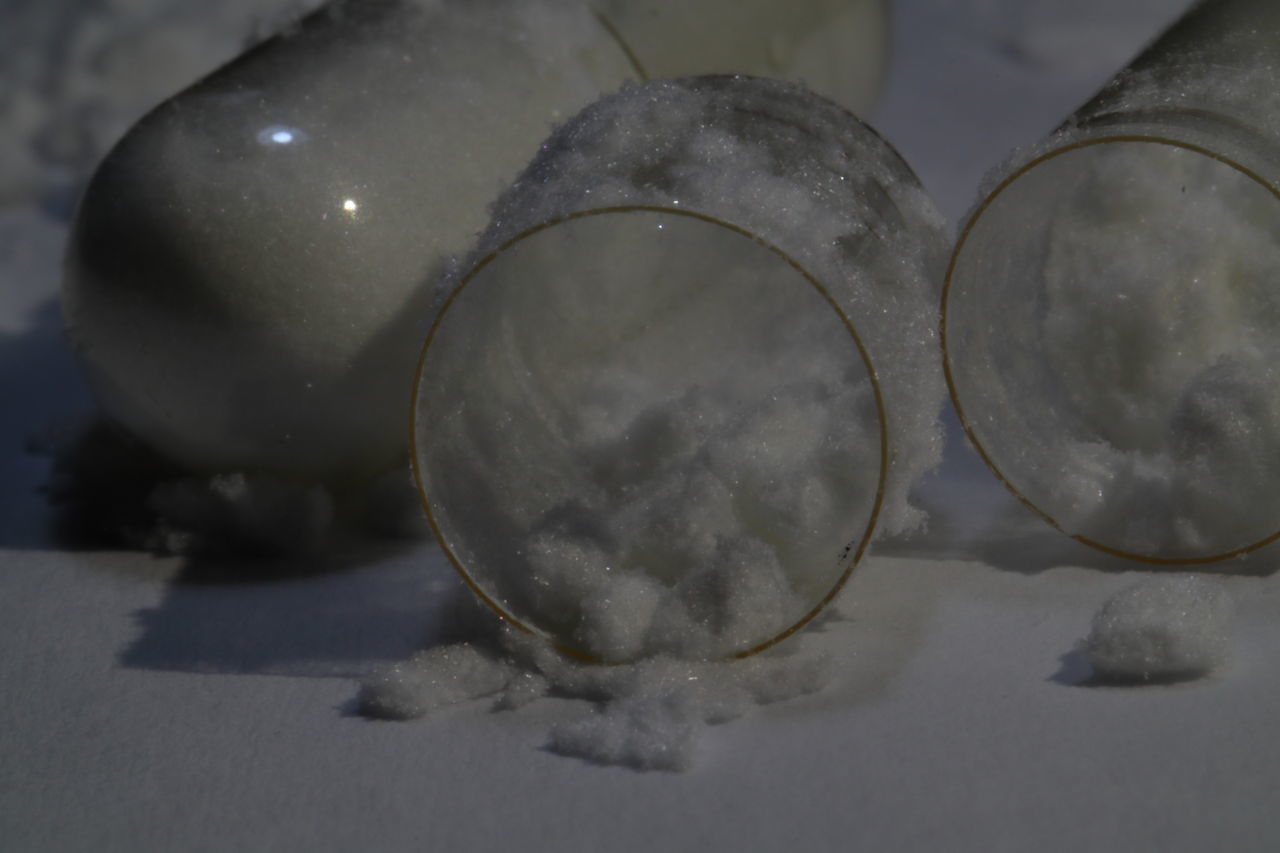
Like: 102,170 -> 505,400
944,0 -> 1280,564
414,76 -> 948,661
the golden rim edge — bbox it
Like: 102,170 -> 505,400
590,10 -> 650,83
409,204 -> 890,664
941,134 -> 1280,566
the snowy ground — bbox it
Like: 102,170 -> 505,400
8,0 -> 1280,850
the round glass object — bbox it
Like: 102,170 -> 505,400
414,207 -> 886,661
945,138 -> 1280,563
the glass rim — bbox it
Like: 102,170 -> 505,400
942,133 -> 1280,566
410,203 -> 889,662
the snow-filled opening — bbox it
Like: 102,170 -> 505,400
947,139 -> 1280,561
414,207 -> 883,661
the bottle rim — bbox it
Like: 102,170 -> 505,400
411,203 -> 889,662
942,133 -> 1280,565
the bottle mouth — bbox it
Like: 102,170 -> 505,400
412,205 -> 887,662
943,135 -> 1280,565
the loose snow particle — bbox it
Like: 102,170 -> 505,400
1085,575 -> 1234,683
359,644 -> 516,720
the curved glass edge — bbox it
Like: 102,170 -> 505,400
410,204 -> 890,662
941,134 -> 1280,566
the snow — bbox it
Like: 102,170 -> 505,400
1085,575 -> 1234,682
10,0 -> 1280,849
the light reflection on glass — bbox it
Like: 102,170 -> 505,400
256,124 -> 305,146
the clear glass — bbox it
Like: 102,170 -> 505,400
944,0 -> 1280,563
413,77 -> 948,661
415,208 -> 884,662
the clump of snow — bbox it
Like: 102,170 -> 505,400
420,213 -> 872,660
1085,575 -> 1234,683
359,610 -> 831,772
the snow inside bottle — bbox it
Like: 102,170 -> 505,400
413,77 -> 949,661
944,0 -> 1280,564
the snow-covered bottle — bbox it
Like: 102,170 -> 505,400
414,76 -> 948,661
943,0 -> 1280,564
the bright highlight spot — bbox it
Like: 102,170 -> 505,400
343,199 -> 358,213
256,124 -> 304,146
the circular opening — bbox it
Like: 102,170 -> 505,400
412,206 -> 886,661
944,137 -> 1280,564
